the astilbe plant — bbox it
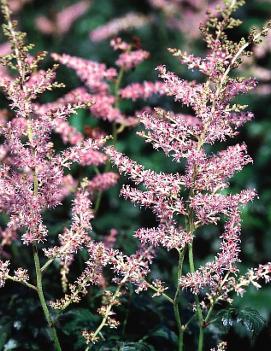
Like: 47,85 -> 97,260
0,1 -> 99,348
1,0 -> 271,350
50,36 -> 162,130
106,1 -> 271,350
0,1 -> 156,350
48,35 -> 168,214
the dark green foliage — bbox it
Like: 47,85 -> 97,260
215,306 -> 266,340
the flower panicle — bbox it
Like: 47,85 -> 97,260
106,0 -> 271,308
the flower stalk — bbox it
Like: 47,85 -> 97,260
173,249 -> 185,351
33,245 -> 62,351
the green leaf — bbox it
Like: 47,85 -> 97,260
237,307 -> 266,337
62,308 -> 100,338
215,306 -> 266,339
151,327 -> 178,343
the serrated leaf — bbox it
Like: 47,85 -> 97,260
62,308 -> 100,335
151,327 -> 178,343
215,307 -> 266,339
237,307 -> 266,337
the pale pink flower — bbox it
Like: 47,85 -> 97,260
90,13 -> 149,42
44,187 -> 93,265
0,224 -> 18,247
36,1 -> 91,35
14,268 -> 29,283
180,211 -> 243,294
35,16 -> 55,35
135,224 -> 191,251
9,0 -> 31,12
110,37 -> 130,51
148,0 -> 177,15
138,108 -> 202,161
0,42 -> 11,55
116,50 -> 150,70
51,53 -> 117,93
120,81 -> 166,101
255,84 -> 271,95
184,144 -> 253,192
110,246 -> 153,292
191,190 -> 256,226
105,146 -> 183,198
62,138 -> 107,167
89,94 -> 123,123
88,172 -> 119,193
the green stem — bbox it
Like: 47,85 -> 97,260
183,314 -> 197,331
89,276 -> 128,349
173,249 -> 185,351
121,285 -> 132,336
114,67 -> 125,104
204,272 -> 231,326
174,303 -> 184,351
198,326 -> 204,351
33,246 -> 62,351
204,304 -> 215,325
41,258 -> 54,273
6,274 -> 37,291
94,190 -> 103,214
112,122 -> 118,145
188,243 -> 204,351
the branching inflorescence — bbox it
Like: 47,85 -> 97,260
106,1 -> 271,350
0,1 -> 159,349
1,0 -> 271,351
